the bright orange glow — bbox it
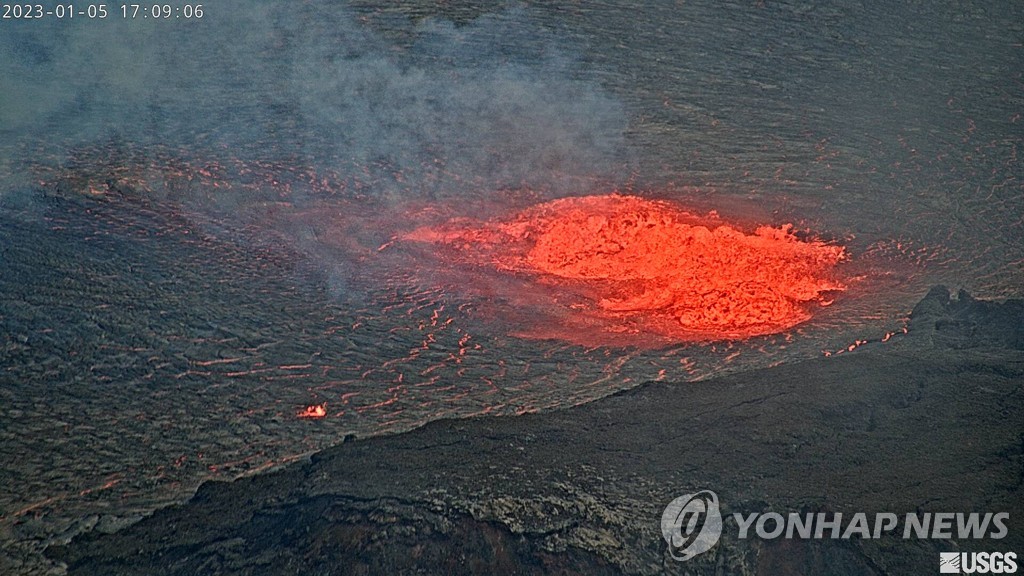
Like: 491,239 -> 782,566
404,194 -> 847,341
297,403 -> 327,419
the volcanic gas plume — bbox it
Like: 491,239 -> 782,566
401,194 -> 847,342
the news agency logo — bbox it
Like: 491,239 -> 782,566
940,552 -> 1018,574
661,489 -> 1014,567
660,490 -> 722,561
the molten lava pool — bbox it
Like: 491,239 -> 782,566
401,194 -> 848,343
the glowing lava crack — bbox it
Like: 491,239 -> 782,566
403,194 -> 847,341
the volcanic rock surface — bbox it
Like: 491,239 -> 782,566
47,288 -> 1024,575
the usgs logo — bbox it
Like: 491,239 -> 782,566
940,552 -> 1018,574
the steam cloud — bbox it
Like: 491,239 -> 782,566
0,2 -> 631,198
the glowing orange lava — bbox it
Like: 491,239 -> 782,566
297,403 -> 327,419
404,194 -> 847,341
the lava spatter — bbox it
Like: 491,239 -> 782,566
403,194 -> 847,341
